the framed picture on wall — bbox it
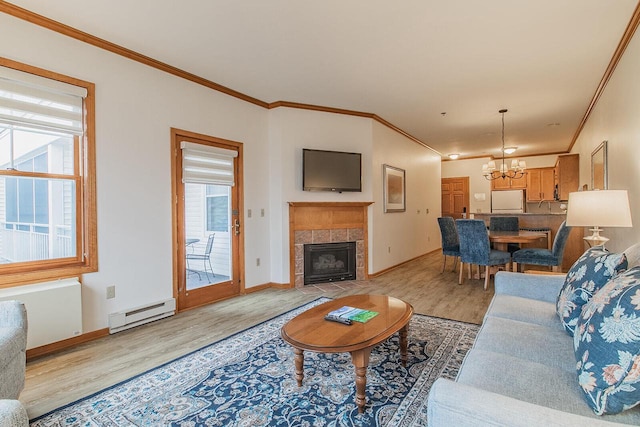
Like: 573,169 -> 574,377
383,164 -> 406,212
591,140 -> 608,190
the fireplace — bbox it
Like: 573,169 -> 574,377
304,242 -> 356,285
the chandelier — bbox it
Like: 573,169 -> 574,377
482,109 -> 526,180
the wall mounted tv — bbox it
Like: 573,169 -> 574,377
303,148 -> 362,192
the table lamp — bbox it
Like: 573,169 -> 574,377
566,190 -> 633,247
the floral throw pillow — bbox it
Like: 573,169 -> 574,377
557,247 -> 628,336
573,266 -> 640,415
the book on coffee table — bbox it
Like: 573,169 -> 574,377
326,306 -> 379,323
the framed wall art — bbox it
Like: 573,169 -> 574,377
591,141 -> 608,190
383,164 -> 405,212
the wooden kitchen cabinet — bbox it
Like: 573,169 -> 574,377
555,154 -> 579,201
526,167 -> 555,201
491,174 -> 526,190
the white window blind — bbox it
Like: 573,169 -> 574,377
0,66 -> 87,135
181,141 -> 238,186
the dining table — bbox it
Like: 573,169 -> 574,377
488,230 -> 549,252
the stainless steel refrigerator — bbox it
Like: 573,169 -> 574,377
491,190 -> 524,213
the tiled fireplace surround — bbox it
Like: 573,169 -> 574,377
289,202 -> 373,288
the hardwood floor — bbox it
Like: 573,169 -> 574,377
23,250 -> 494,419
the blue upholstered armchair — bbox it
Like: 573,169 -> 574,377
456,219 -> 511,290
512,220 -> 572,272
437,217 -> 460,273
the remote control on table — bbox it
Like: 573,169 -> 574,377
324,315 -> 352,325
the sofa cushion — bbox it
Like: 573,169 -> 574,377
473,316 -> 575,372
573,266 -> 640,415
557,247 -> 627,336
486,294 -> 564,331
456,348 -> 640,423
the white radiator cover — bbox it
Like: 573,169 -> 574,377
0,278 -> 82,349
109,298 -> 175,334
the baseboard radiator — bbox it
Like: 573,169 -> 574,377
0,278 -> 82,350
108,298 -> 176,334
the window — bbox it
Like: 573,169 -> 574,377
0,58 -> 96,285
205,185 -> 229,232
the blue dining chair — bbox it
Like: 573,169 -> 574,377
512,221 -> 572,273
437,217 -> 460,273
489,216 -> 520,253
456,219 -> 511,290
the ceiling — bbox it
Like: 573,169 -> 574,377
5,0 -> 639,160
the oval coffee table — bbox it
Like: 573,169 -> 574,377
281,294 -> 414,413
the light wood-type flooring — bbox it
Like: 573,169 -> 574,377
23,250 -> 494,419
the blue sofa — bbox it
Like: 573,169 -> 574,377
427,260 -> 640,426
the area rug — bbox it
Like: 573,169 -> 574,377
31,298 -> 479,427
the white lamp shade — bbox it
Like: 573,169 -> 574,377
566,190 -> 633,227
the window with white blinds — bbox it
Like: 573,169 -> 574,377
0,65 -> 87,135
0,59 -> 96,286
181,141 -> 238,186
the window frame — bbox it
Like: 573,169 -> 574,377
0,57 -> 97,287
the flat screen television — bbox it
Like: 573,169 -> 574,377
303,149 -> 362,192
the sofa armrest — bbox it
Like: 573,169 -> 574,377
494,271 -> 565,304
0,301 -> 27,331
427,379 -> 626,427
0,400 -> 28,427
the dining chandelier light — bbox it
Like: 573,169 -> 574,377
482,109 -> 526,180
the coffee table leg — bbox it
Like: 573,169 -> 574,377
399,325 -> 409,367
351,348 -> 372,414
293,347 -> 304,386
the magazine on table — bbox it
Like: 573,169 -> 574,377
325,305 -> 378,324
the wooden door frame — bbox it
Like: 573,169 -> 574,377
170,128 -> 245,312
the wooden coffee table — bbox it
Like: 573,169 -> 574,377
281,294 -> 414,413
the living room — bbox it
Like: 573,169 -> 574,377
1,1 -> 640,425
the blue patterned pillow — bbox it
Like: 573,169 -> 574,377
573,266 -> 640,415
557,247 -> 628,336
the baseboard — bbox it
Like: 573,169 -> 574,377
27,328 -> 109,360
244,282 -> 291,293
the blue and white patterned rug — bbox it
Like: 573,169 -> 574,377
31,298 -> 478,426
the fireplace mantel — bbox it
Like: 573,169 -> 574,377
288,201 -> 373,287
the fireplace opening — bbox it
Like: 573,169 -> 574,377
304,241 -> 356,285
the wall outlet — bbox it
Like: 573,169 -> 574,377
106,285 -> 116,299
261,208 -> 265,217
247,209 -> 252,218
256,258 -> 260,267
426,208 -> 430,214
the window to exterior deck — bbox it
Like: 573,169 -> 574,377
0,58 -> 96,285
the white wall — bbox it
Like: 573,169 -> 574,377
571,28 -> 640,253
371,122 -> 441,272
1,14 -> 272,332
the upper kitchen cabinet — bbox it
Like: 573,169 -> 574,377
491,174 -> 526,190
555,154 -> 579,201
526,167 -> 555,202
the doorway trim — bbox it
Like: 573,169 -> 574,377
170,128 -> 245,312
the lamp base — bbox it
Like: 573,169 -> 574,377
584,227 -> 609,248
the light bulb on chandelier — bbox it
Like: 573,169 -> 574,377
482,109 -> 526,181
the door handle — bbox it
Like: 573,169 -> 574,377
234,219 -> 241,235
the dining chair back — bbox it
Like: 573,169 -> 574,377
456,219 -> 511,290
437,217 -> 460,272
512,221 -> 572,272
489,216 -> 520,253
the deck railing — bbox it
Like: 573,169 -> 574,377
0,222 -> 74,262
